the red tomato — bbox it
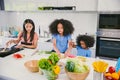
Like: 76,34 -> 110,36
108,66 -> 115,73
13,54 -> 22,59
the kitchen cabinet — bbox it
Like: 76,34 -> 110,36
57,0 -> 97,11
4,0 -> 76,11
4,0 -> 120,11
98,0 -> 120,12
4,0 -> 57,11
4,0 -> 98,11
57,0 -> 75,7
74,0 -> 97,11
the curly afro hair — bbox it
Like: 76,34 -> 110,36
49,19 -> 74,36
76,35 -> 95,48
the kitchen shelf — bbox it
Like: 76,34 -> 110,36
4,10 -> 98,13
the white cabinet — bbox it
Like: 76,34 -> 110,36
57,0 -> 75,7
4,0 -> 57,11
4,0 -> 120,11
90,48 -> 96,58
4,0 -> 98,11
98,0 -> 120,11
75,0 -> 97,11
58,0 -> 97,11
4,0 -> 75,11
4,0 -> 35,11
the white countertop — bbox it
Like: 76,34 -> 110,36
0,49 -> 117,80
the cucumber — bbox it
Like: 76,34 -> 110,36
65,61 -> 75,72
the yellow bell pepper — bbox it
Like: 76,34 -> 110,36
53,65 -> 60,74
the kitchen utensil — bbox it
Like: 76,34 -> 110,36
31,49 -> 39,56
0,48 -> 11,57
0,46 -> 24,57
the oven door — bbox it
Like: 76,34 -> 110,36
96,37 -> 120,58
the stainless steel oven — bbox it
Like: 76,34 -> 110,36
96,29 -> 120,58
96,14 -> 120,58
96,37 -> 120,58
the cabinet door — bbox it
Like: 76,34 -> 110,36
5,0 -> 35,11
57,0 -> 75,6
90,48 -> 96,58
98,0 -> 120,11
75,0 -> 97,11
4,0 -> 57,11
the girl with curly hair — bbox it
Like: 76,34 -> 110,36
49,19 -> 74,57
74,35 -> 95,57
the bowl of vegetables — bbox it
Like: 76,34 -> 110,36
38,53 -> 60,80
65,58 -> 89,80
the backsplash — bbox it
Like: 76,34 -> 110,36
0,11 -> 97,38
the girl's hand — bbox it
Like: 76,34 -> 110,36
70,42 -> 76,48
56,51 -> 61,56
57,53 -> 61,58
64,52 -> 69,58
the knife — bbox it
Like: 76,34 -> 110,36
31,49 -> 39,56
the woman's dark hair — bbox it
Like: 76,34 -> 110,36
76,35 -> 95,48
23,19 -> 35,43
49,19 -> 74,36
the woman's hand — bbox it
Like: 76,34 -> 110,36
15,44 -> 25,48
6,40 -> 14,47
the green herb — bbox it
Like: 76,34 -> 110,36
38,58 -> 52,70
48,53 -> 60,65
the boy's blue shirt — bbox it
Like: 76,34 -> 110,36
52,34 -> 71,53
76,46 -> 91,57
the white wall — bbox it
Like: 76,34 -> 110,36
6,11 -> 97,39
0,11 -> 8,27
98,0 -> 120,11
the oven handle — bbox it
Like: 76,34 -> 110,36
100,38 -> 120,41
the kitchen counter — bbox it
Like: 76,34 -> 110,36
0,48 -> 117,80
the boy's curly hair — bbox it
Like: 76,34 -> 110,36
76,35 -> 95,48
49,19 -> 74,36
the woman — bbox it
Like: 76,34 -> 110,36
6,19 -> 38,49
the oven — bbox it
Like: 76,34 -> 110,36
96,14 -> 120,59
96,37 -> 120,58
96,29 -> 120,59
